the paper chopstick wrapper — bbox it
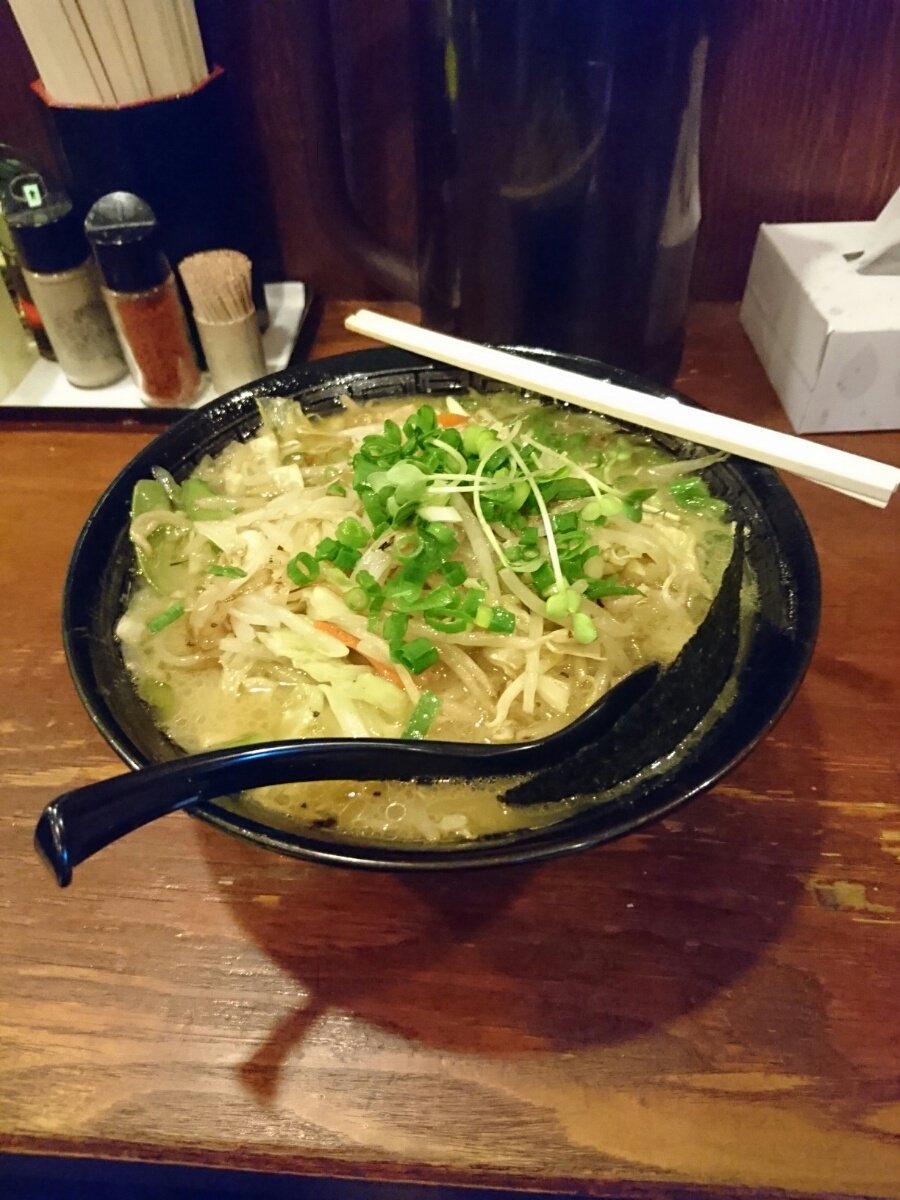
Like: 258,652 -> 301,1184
345,309 -> 900,509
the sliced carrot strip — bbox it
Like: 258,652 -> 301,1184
363,656 -> 404,689
313,619 -> 403,688
313,619 -> 359,649
437,411 -> 468,428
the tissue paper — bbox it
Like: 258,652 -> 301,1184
854,187 -> 900,275
741,188 -> 900,433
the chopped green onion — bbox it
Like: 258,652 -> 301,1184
440,560 -> 467,586
286,552 -> 320,586
385,577 -> 423,609
551,511 -> 579,534
356,570 -> 383,608
402,690 -> 441,739
345,587 -> 367,613
474,604 -> 516,634
425,521 -> 458,547
206,564 -> 247,579
335,517 -> 368,548
147,602 -> 184,634
416,584 -> 458,612
394,532 -> 424,561
383,611 -> 410,645
332,544 -> 361,572
530,562 -> 555,595
326,482 -> 347,496
461,586 -> 485,616
424,610 -> 469,633
393,637 -> 439,674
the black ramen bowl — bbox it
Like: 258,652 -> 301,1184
61,347 -> 820,871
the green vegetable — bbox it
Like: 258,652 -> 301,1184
286,552 -> 320,586
584,575 -> 641,599
545,589 -> 581,619
392,637 -> 439,674
474,604 -> 516,634
621,487 -> 657,523
668,476 -> 728,518
571,612 -> 598,644
206,564 -> 247,579
181,479 -> 232,521
131,479 -> 171,518
335,517 -> 368,549
440,560 -> 467,586
345,587 -> 367,612
135,528 -> 189,596
383,612 -> 410,646
424,610 -> 469,633
146,602 -> 185,634
315,536 -> 361,574
402,690 -> 441,739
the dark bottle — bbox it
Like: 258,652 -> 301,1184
411,0 -> 708,384
1,148 -> 59,360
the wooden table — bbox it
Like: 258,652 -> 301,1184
2,302 -> 899,1200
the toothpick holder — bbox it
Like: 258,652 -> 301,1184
195,312 -> 267,393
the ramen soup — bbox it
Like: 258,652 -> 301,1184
117,392 -> 735,843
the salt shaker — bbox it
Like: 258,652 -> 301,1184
85,192 -> 201,408
5,181 -> 126,388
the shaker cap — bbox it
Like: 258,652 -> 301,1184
3,176 -> 88,275
84,192 -> 171,293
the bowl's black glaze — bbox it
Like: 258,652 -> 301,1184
62,347 -> 821,870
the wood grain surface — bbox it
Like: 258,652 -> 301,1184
2,301 -> 900,1198
1,0 -> 898,302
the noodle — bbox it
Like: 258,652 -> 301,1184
116,391 -> 735,844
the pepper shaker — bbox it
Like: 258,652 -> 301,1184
85,192 -> 201,408
5,178 -> 126,388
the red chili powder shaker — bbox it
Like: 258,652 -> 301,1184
84,192 -> 201,408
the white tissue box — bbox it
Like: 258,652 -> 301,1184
740,221 -> 900,433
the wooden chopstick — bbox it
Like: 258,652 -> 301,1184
122,0 -> 187,97
61,0 -> 117,105
9,0 -> 207,105
102,0 -> 153,101
9,0 -> 104,105
344,309 -> 900,509
173,0 -> 208,86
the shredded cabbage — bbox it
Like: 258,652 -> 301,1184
116,392 -> 735,843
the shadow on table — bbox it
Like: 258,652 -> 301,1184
195,692 -> 824,1101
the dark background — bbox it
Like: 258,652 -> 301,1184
1,0 -> 898,305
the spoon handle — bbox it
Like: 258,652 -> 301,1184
33,737 -> 519,887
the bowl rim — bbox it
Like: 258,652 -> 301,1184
62,345 -> 822,870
